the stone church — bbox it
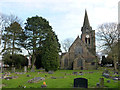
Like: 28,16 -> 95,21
60,10 -> 97,70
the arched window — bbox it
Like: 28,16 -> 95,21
85,38 -> 90,44
88,38 -> 90,44
75,46 -> 83,56
85,38 -> 87,44
64,59 -> 68,67
77,59 -> 83,67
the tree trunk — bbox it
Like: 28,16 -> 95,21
114,55 -> 117,71
12,33 -> 15,55
31,54 -> 36,72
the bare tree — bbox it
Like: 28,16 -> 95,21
97,22 -> 118,70
0,13 -> 23,54
61,38 -> 73,52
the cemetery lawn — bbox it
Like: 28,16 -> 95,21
2,69 -> 120,88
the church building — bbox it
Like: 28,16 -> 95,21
60,10 -> 97,70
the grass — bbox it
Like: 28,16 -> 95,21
2,69 -> 120,88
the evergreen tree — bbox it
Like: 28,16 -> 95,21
23,16 -> 55,70
42,31 -> 60,71
2,22 -> 23,54
3,54 -> 28,69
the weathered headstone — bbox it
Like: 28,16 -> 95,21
103,70 -> 109,74
113,77 -> 118,80
24,66 -> 27,72
26,75 -> 31,77
12,67 -> 15,73
41,81 -> 47,88
48,71 -> 54,74
51,76 -> 56,79
73,72 -> 78,75
7,72 -> 11,75
15,72 -> 24,74
28,77 -> 45,83
102,73 -> 109,78
12,76 -> 18,79
114,71 -> 118,75
99,78 -> 104,88
78,73 -> 83,75
41,85 -> 47,88
74,78 -> 88,88
107,80 -> 110,83
4,76 -> 13,79
31,68 -> 35,72
89,72 -> 93,73
96,83 -> 100,88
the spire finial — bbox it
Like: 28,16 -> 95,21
83,9 -> 90,27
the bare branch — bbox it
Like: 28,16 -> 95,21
61,38 -> 73,52
96,22 -> 118,55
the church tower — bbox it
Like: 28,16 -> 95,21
81,10 -> 96,55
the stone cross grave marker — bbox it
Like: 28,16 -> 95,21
24,66 -> 27,72
74,78 -> 88,88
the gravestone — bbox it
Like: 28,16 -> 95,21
41,85 -> 47,88
31,68 -> 35,72
96,83 -> 100,88
4,76 -> 13,79
113,77 -> 118,80
73,72 -> 78,75
12,67 -> 15,73
12,76 -> 18,79
99,78 -> 104,87
78,73 -> 83,75
26,75 -> 31,77
15,72 -> 24,74
51,76 -> 56,79
89,72 -> 93,73
103,70 -> 109,74
24,66 -> 27,72
48,71 -> 54,74
107,80 -> 110,83
7,72 -> 11,75
28,77 -> 45,83
102,73 -> 109,78
74,78 -> 88,88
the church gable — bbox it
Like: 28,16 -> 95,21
68,36 -> 94,59
69,38 -> 84,55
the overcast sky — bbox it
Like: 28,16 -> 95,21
0,0 -> 119,54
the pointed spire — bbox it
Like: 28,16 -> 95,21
83,9 -> 90,27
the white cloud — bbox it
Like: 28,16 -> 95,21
0,0 -> 119,53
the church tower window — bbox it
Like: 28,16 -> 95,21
85,38 -> 87,44
88,38 -> 90,44
85,34 -> 90,45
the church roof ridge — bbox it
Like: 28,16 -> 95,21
68,36 -> 80,51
